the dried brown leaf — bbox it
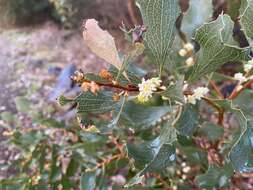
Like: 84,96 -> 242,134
83,19 -> 122,70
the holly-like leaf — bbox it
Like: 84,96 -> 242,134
175,104 -> 199,136
229,90 -> 253,172
188,14 -> 250,82
196,164 -> 233,190
60,91 -> 118,114
181,0 -> 213,39
240,0 -> 253,45
136,0 -> 180,73
119,101 -> 171,131
214,94 -> 253,173
160,76 -> 185,103
125,126 -> 177,187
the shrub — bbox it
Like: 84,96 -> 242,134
0,0 -> 50,25
62,0 -> 253,188
2,0 -> 253,189
49,0 -> 90,28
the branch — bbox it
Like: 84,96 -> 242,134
202,97 -> 224,125
208,79 -> 224,99
80,78 -> 139,92
228,79 -> 253,100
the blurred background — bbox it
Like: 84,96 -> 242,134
1,0 -> 253,190
0,0 -> 144,189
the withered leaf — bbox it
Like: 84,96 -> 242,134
83,19 -> 122,70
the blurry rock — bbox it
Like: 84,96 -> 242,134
49,64 -> 76,102
48,66 -> 62,76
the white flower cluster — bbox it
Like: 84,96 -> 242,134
244,59 -> 253,73
178,43 -> 194,57
137,78 -> 162,103
234,59 -> 253,84
178,43 -> 195,67
186,87 -> 209,105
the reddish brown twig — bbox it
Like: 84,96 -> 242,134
150,173 -> 172,190
85,154 -> 123,172
80,78 -> 139,92
203,97 -> 224,125
228,79 -> 253,100
127,0 -> 141,26
208,79 -> 224,99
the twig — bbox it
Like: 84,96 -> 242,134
208,79 -> 224,99
85,154 -> 123,172
80,78 -> 139,92
228,79 -> 253,100
202,97 -> 224,125
127,0 -> 140,26
150,173 -> 172,190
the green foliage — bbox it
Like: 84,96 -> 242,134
240,0 -> 253,45
59,0 -> 253,188
188,14 -> 250,82
49,0 -> 90,28
0,0 -> 50,24
3,0 -> 253,189
196,164 -> 234,190
136,0 -> 180,75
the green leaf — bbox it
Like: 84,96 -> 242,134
60,91 -> 119,114
175,104 -> 199,136
15,96 -> 31,113
109,64 -> 146,86
214,96 -> 253,172
229,122 -> 253,172
50,145 -> 61,183
136,0 -> 180,73
119,101 -> 171,131
125,126 -> 177,187
196,164 -> 233,190
160,76 -> 185,103
229,90 -> 253,172
180,146 -> 207,165
0,111 -> 15,124
181,0 -> 213,39
240,0 -> 253,45
177,135 -> 208,165
188,14 -> 250,82
75,91 -> 119,114
199,122 -> 224,142
80,172 -> 96,190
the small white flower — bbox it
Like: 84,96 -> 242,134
244,59 -> 253,73
248,59 -> 253,65
184,43 -> 194,52
185,57 -> 195,67
244,63 -> 253,73
137,77 -> 162,103
150,77 -> 162,87
234,73 -> 247,83
186,87 -> 209,105
249,75 -> 253,80
187,95 -> 197,105
159,86 -> 167,90
183,81 -> 189,91
193,87 -> 209,100
179,48 -> 187,57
